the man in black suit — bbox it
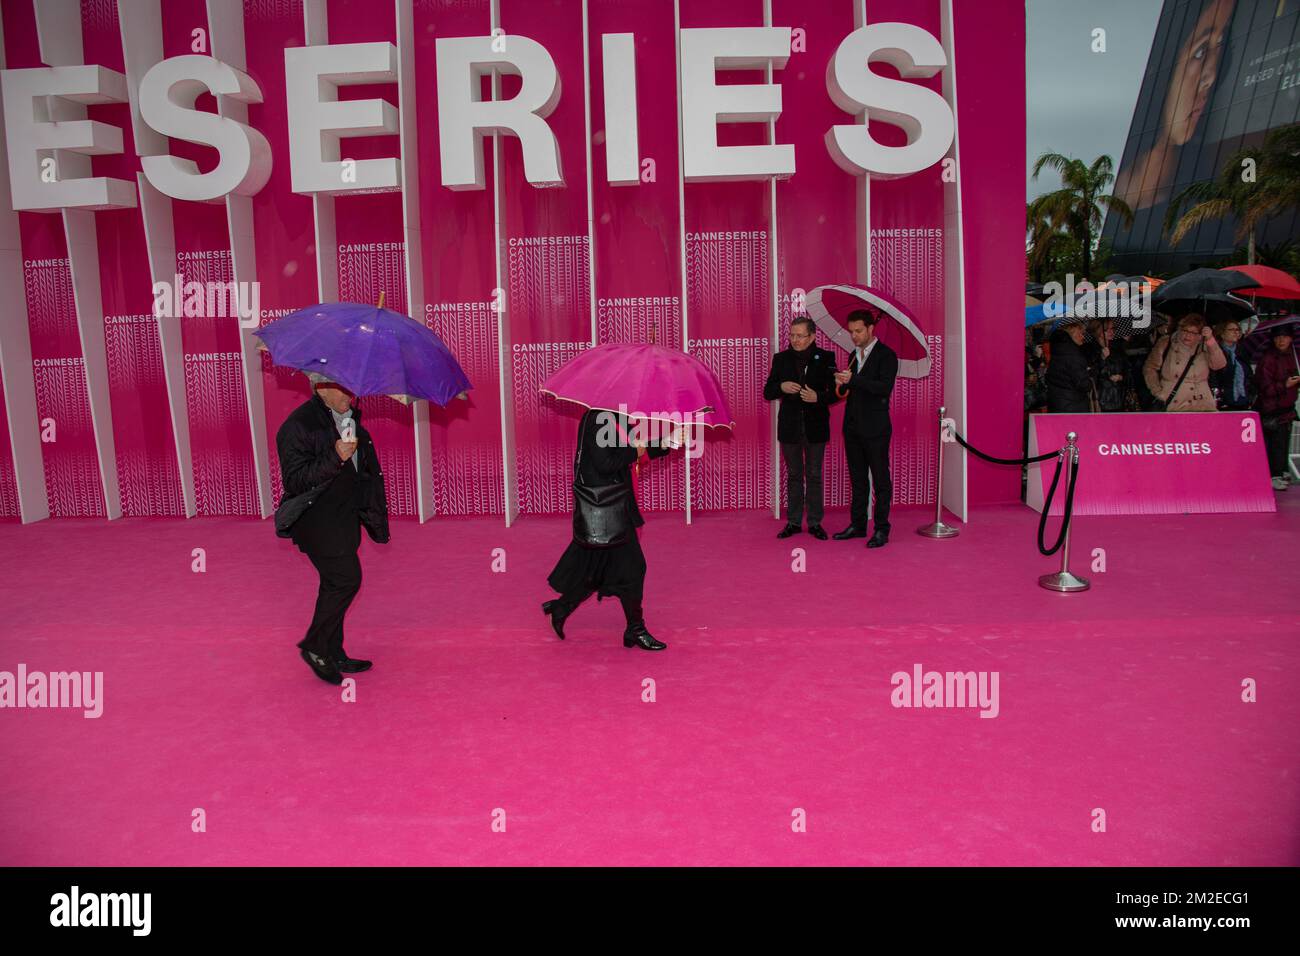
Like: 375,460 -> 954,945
832,309 -> 898,549
763,317 -> 838,539
275,382 -> 390,684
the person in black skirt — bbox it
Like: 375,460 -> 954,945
543,408 -> 680,651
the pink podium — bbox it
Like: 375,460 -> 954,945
1027,412 -> 1276,516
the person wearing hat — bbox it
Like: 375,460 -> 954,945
274,380 -> 390,684
1254,323 -> 1300,491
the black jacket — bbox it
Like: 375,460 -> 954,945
763,346 -> 837,444
573,408 -> 670,537
274,394 -> 390,553
1045,334 -> 1094,413
1082,340 -> 1129,412
839,339 -> 898,441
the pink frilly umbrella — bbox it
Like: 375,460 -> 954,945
804,283 -> 932,378
539,342 -> 735,430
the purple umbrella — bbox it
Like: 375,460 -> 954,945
1239,315 -> 1300,366
254,300 -> 471,405
540,342 -> 734,430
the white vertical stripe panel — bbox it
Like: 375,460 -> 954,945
940,0 -> 968,522
61,209 -> 121,517
673,0 -> 691,524
491,0 -> 518,525
394,0 -> 433,522
0,16 -> 50,522
37,0 -> 123,518
121,0 -> 196,515
855,0 -> 871,287
581,0 -> 597,346
304,0 -> 337,310
208,0 -> 272,518
765,0 -> 780,519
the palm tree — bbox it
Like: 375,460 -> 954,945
1026,201 -> 1075,282
1029,153 -> 1133,279
1165,123 -> 1300,265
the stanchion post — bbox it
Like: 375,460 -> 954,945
917,405 -> 959,538
1038,431 -> 1089,593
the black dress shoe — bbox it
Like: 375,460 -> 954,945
334,655 -> 372,673
833,526 -> 867,540
300,648 -> 343,685
776,523 -> 801,539
623,621 -> 666,651
542,599 -> 569,639
808,524 -> 828,540
866,531 -> 889,549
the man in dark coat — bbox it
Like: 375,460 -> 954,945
275,382 -> 390,684
763,317 -> 838,539
1045,322 -> 1094,413
832,309 -> 898,549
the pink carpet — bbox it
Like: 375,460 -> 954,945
2,499 -> 1298,866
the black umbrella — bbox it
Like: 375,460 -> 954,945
1240,315 -> 1300,364
1158,292 -> 1256,326
1153,267 -> 1260,305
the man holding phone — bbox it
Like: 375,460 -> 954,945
274,381 -> 390,684
832,309 -> 898,549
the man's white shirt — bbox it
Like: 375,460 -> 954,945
853,337 -> 878,374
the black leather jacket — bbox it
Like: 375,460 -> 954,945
274,394 -> 390,548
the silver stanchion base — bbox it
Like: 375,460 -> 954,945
916,521 -> 960,538
1038,571 -> 1091,592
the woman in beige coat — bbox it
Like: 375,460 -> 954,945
1143,313 -> 1227,411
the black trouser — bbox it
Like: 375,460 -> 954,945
845,432 -> 892,534
780,438 -> 826,526
557,587 -> 643,626
298,549 -> 362,660
1264,420 -> 1292,477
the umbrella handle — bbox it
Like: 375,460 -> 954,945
377,291 -> 386,310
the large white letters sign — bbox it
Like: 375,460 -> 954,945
1,23 -> 958,210
138,55 -> 272,202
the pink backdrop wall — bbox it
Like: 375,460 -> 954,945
414,0 -> 505,517
0,0 -> 1024,520
588,0 -> 686,512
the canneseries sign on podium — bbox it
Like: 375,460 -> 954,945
0,22 -> 957,212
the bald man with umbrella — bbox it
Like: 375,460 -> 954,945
258,299 -> 471,684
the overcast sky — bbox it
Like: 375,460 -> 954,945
1027,0 -> 1164,201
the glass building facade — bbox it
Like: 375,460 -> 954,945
1101,0 -> 1299,274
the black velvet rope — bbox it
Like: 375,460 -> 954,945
944,425 -> 1080,557
1036,455 -> 1080,557
952,430 -> 1059,465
